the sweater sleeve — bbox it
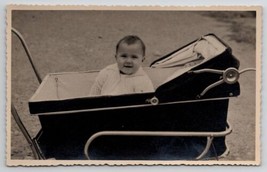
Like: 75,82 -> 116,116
142,74 -> 155,92
134,67 -> 155,93
89,68 -> 108,96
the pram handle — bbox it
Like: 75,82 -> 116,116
11,28 -> 42,84
11,28 -> 45,159
189,67 -> 256,98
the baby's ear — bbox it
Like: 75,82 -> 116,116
142,57 -> 145,62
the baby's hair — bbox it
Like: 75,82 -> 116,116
116,35 -> 146,56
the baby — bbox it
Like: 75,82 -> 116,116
90,35 -> 154,96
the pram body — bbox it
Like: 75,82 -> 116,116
28,34 -> 240,160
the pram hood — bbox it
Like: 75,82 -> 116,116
29,34 -> 240,115
148,33 -> 240,102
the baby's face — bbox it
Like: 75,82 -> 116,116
116,42 -> 144,75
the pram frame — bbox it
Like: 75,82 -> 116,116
84,123 -> 232,160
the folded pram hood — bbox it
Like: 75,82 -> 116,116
150,33 -> 240,102
151,34 -> 227,68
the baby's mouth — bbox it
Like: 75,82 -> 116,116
124,65 -> 133,68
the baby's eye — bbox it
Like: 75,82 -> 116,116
131,55 -> 138,59
120,54 -> 127,58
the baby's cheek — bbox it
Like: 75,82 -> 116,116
133,66 -> 139,73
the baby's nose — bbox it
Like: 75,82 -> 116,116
125,57 -> 133,63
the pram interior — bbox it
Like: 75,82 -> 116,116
29,34 -> 240,160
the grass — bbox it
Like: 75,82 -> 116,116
202,11 -> 256,46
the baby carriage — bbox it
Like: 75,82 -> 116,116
11,28 -> 255,160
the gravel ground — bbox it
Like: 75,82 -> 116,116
10,10 -> 257,161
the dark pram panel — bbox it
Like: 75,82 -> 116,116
29,34 -> 240,160
37,99 -> 229,160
